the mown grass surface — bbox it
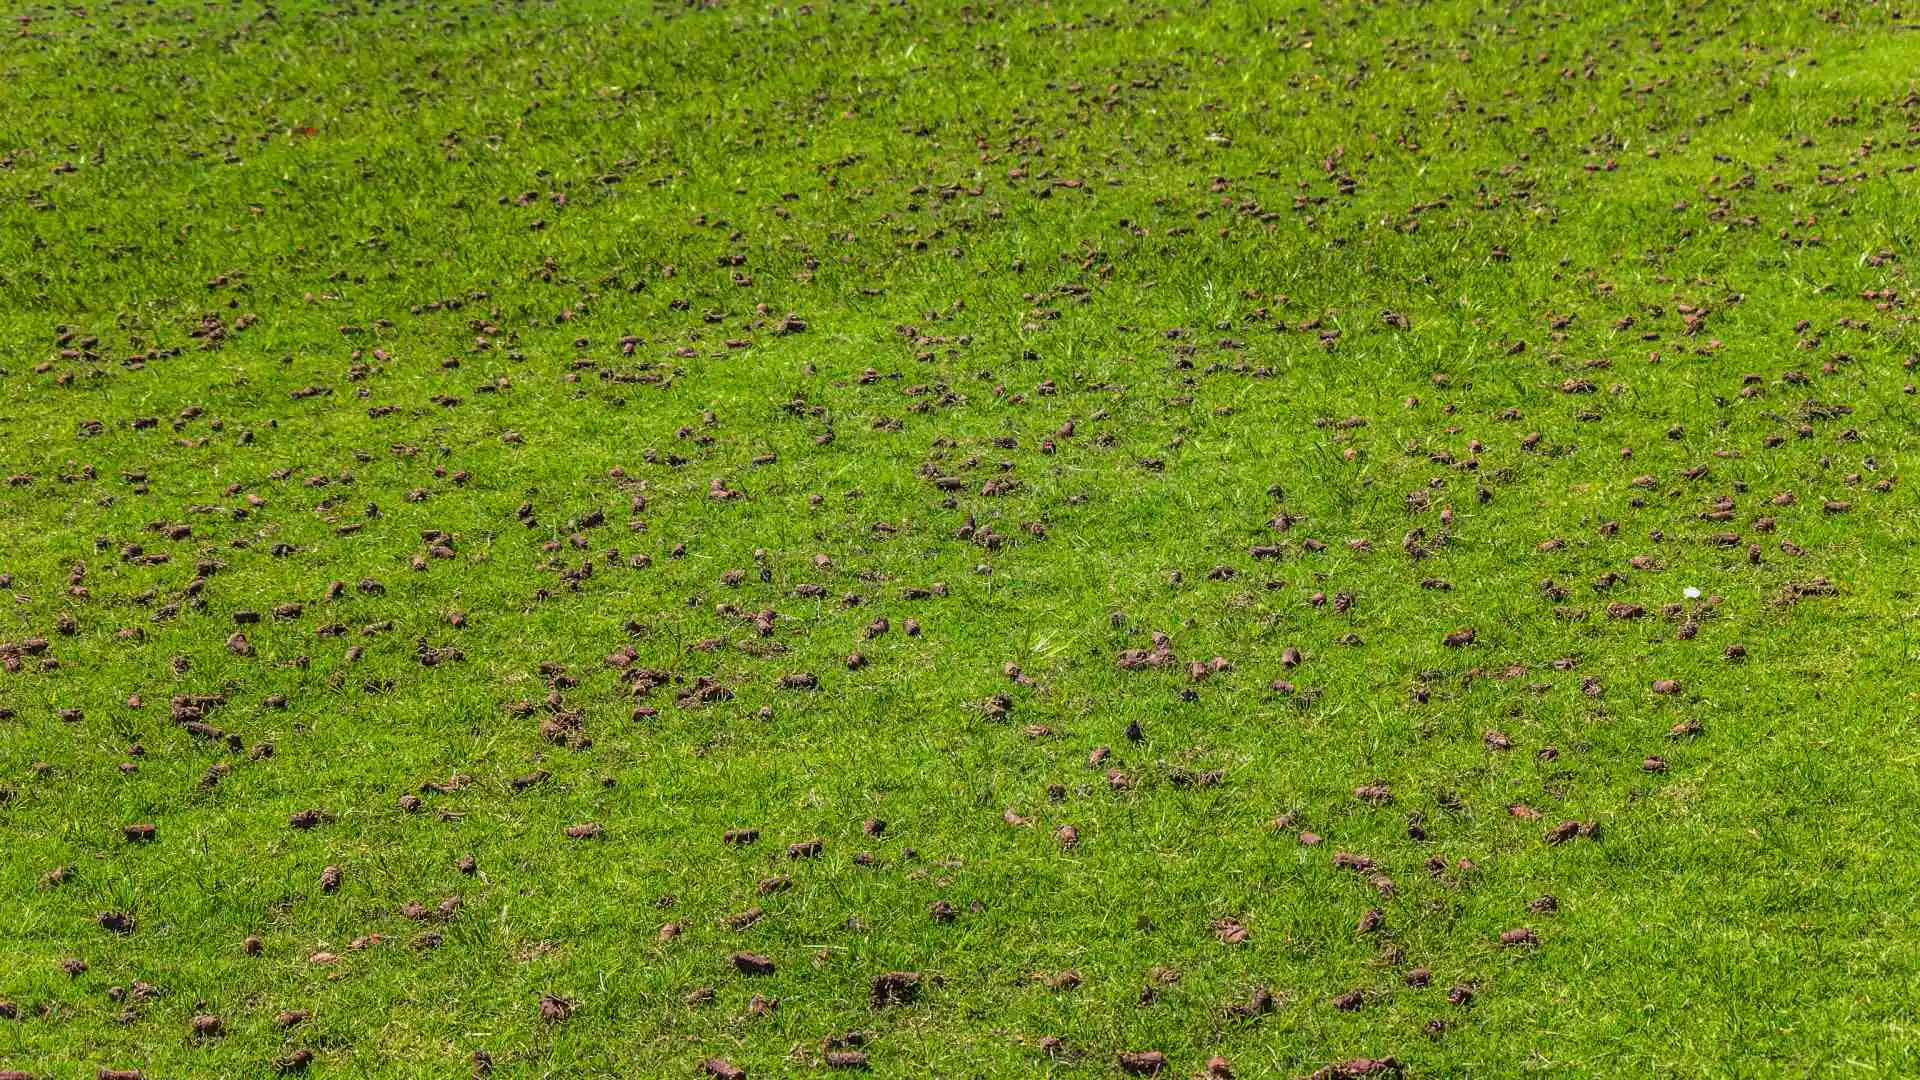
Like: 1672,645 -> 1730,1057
2,1 -> 1918,1076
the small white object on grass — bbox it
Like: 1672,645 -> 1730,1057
1683,586 -> 1701,600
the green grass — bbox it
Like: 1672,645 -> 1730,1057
2,0 -> 1918,1076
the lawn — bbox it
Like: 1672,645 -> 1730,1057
1,0 -> 1918,1076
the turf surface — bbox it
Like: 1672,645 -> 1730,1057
2,1 -> 1918,1076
